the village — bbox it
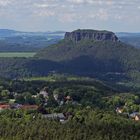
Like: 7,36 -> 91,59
1,80 -> 140,123
116,107 -> 140,121
0,86 -> 75,123
1,86 -> 140,123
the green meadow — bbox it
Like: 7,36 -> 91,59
0,52 -> 36,58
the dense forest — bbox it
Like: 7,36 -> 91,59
1,109 -> 140,140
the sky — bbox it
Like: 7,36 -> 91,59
0,0 -> 140,32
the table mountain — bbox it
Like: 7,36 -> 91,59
35,29 -> 140,83
0,29 -> 139,88
65,29 -> 118,43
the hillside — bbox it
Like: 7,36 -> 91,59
35,30 -> 140,81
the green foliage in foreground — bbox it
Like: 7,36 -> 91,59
0,77 -> 140,139
0,109 -> 140,140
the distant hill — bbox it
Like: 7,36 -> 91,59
36,29 -> 140,65
0,29 -> 65,38
0,29 -> 65,52
36,29 -> 121,61
116,32 -> 140,48
116,32 -> 140,37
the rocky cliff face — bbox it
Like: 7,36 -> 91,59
65,29 -> 119,42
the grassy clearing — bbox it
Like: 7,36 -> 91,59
0,52 -> 36,58
23,74 -> 94,82
24,77 -> 56,82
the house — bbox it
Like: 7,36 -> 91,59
65,96 -> 71,101
9,99 -> 16,104
42,113 -> 66,122
0,104 -> 10,111
21,105 -> 38,110
129,112 -> 140,121
116,107 -> 123,114
39,90 -> 49,98
32,95 -> 37,98
60,101 -> 64,106
53,94 -> 59,101
135,115 -> 140,121
64,112 -> 73,120
10,103 -> 22,109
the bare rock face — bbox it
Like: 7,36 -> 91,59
65,29 -> 119,43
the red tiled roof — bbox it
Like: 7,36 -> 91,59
0,105 -> 10,109
65,96 -> 71,100
21,105 -> 38,110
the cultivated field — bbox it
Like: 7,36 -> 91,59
0,52 -> 36,58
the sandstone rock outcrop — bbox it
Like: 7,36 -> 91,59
65,29 -> 118,43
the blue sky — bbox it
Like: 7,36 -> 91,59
0,0 -> 140,32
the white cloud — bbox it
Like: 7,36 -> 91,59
0,0 -> 139,31
88,9 -> 109,21
97,9 -> 109,20
34,3 -> 57,8
33,9 -> 55,17
0,0 -> 12,6
114,15 -> 123,20
67,0 -> 84,4
67,0 -> 139,7
67,0 -> 114,5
